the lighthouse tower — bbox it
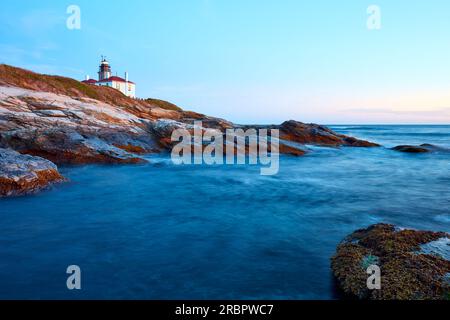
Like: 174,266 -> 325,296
82,56 -> 136,98
98,56 -> 112,81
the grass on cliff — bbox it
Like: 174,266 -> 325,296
0,64 -> 101,99
145,98 -> 182,111
0,64 -> 184,112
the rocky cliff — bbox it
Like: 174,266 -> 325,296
0,64 -> 378,196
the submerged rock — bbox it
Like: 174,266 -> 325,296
331,224 -> 450,300
0,148 -> 65,197
392,145 -> 430,153
391,144 -> 450,154
419,144 -> 450,152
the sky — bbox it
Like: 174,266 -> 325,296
1,0 -> 450,124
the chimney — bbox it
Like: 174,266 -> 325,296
125,72 -> 129,83
85,75 -> 90,80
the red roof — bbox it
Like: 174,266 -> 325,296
97,76 -> 135,84
82,79 -> 98,84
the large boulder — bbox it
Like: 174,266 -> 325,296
331,224 -> 450,300
0,148 -> 65,197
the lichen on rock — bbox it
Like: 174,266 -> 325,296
331,223 -> 450,300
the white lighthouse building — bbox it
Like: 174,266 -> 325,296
82,57 -> 136,98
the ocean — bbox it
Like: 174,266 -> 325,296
0,125 -> 449,299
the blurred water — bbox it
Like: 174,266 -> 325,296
0,125 -> 449,299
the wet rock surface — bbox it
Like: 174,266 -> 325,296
331,224 -> 450,300
0,148 -> 65,197
392,145 -> 430,153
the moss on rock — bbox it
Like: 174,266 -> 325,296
331,224 -> 450,300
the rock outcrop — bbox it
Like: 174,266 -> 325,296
392,145 -> 430,153
0,86 -> 161,164
392,144 -> 450,154
331,224 -> 450,300
0,148 -> 65,197
278,121 -> 379,147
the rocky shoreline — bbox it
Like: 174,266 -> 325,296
0,64 -> 379,197
1,64 -> 449,301
1,64 -> 446,197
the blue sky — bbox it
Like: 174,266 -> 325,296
1,0 -> 450,124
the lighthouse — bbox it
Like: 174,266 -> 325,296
98,56 -> 112,81
82,57 -> 136,98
